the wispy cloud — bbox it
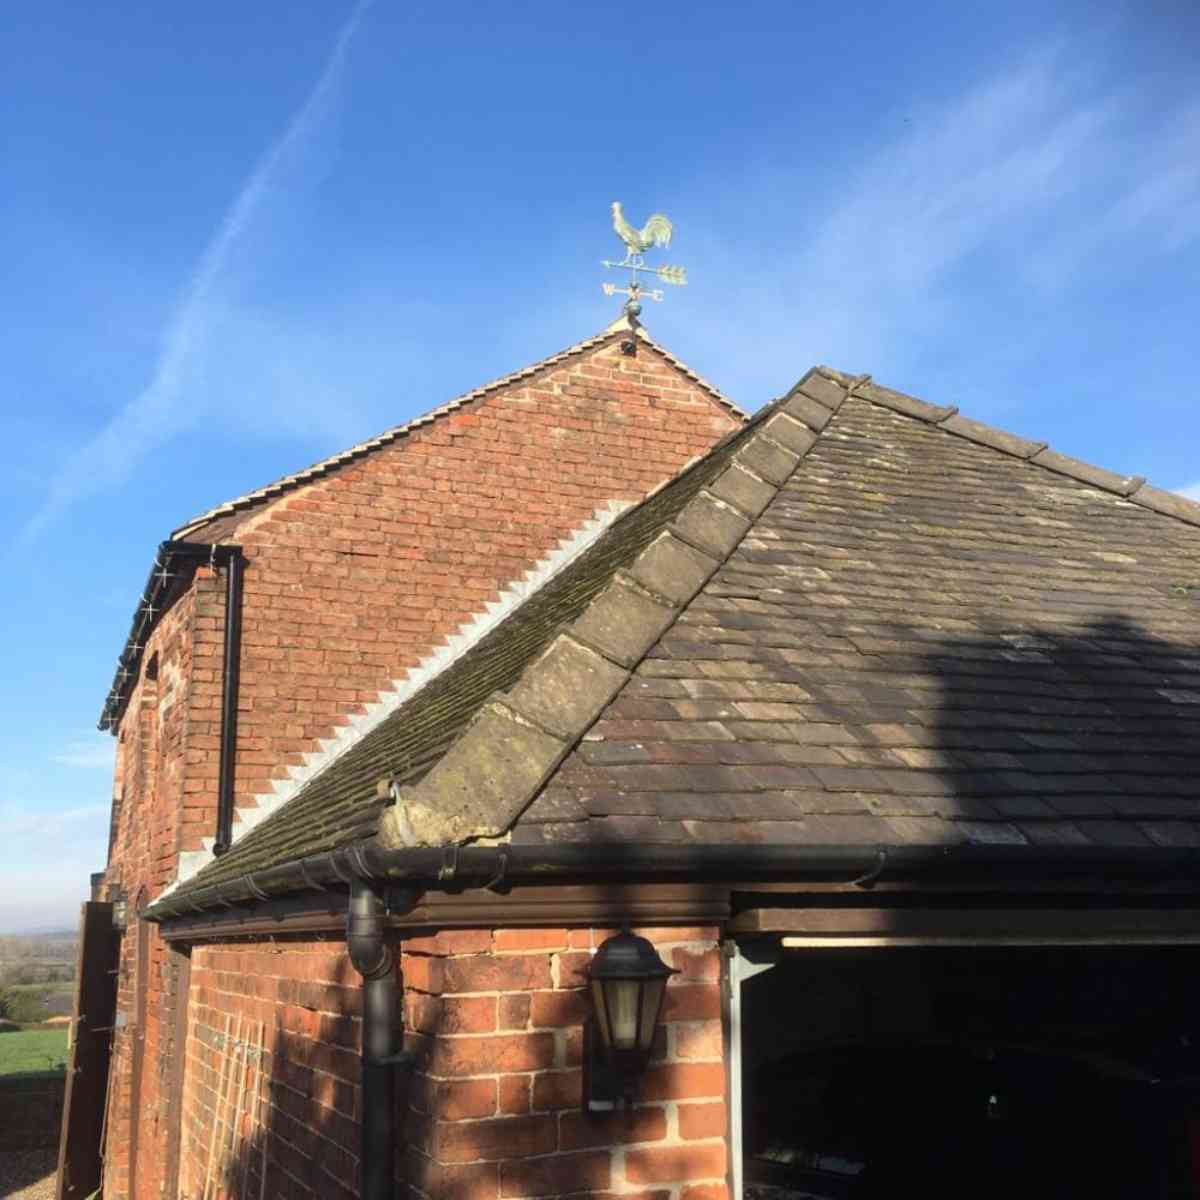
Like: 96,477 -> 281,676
24,1 -> 374,541
0,855 -> 107,933
1178,481 -> 1200,501
2,803 -> 110,841
0,801 -> 111,931
680,46 -> 1200,406
51,737 -> 116,770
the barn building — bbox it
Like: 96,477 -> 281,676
62,316 -> 1200,1200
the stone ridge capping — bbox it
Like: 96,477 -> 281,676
838,371 -> 1200,529
375,369 -> 852,851
172,323 -> 748,538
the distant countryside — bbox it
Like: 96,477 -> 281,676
0,932 -> 76,1078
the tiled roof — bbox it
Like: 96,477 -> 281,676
151,366 -> 1200,915
522,373 -> 1200,850
172,321 -> 746,540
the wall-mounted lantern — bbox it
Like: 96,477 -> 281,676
583,930 -> 678,1114
111,891 -> 129,932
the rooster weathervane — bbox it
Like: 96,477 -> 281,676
602,202 -> 688,319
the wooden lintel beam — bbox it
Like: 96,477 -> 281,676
730,906 -> 1200,942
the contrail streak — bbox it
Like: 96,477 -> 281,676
23,0 -> 373,541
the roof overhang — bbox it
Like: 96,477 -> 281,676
147,836 -> 1200,929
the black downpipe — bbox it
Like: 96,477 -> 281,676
213,548 -> 245,856
348,880 -> 411,1200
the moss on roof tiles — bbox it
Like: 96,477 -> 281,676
163,402 -> 770,903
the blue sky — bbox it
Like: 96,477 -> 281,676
2,1 -> 1198,931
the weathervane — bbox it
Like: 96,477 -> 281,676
602,202 -> 688,319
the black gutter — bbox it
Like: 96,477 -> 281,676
147,840 -> 1200,922
99,538 -> 247,859
99,540 -> 244,732
347,880 -> 414,1200
212,548 -> 245,856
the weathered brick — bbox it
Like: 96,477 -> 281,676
432,1033 -> 557,1077
662,986 -> 721,1021
441,930 -> 495,955
640,1061 -> 726,1102
674,1021 -> 722,1060
553,951 -> 594,988
498,1074 -> 531,1115
407,1153 -> 499,1200
678,1101 -> 727,1139
529,989 -> 587,1028
625,1143 -> 728,1184
440,995 -> 498,1034
493,928 -> 570,952
497,992 -> 531,1031
500,1151 -> 611,1198
402,954 -> 446,995
531,1069 -> 582,1112
437,1114 -> 557,1163
671,947 -> 720,983
559,1106 -> 667,1149
681,1185 -> 731,1200
443,954 -> 552,994
440,1078 -> 499,1121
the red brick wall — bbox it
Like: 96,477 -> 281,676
102,587 -> 198,1200
162,922 -> 728,1200
179,936 -> 364,1200
402,925 -> 728,1200
98,333 -> 739,1197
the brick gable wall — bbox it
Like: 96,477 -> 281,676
180,337 -> 738,862
97,333 -> 740,1198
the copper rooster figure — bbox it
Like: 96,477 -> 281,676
611,202 -> 674,255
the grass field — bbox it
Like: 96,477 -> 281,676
0,1029 -> 68,1077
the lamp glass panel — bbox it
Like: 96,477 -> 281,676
606,978 -> 642,1050
638,978 -> 667,1052
590,980 -> 613,1048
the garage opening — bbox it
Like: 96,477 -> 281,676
736,943 -> 1200,1200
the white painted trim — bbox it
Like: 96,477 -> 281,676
161,499 -> 633,895
729,944 -> 777,1200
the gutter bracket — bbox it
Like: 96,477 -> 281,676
438,847 -> 460,883
850,847 -> 889,890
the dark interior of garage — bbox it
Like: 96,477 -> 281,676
741,943 -> 1200,1199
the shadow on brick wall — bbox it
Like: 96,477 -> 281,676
186,853 -> 730,1198
186,946 -> 364,1200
